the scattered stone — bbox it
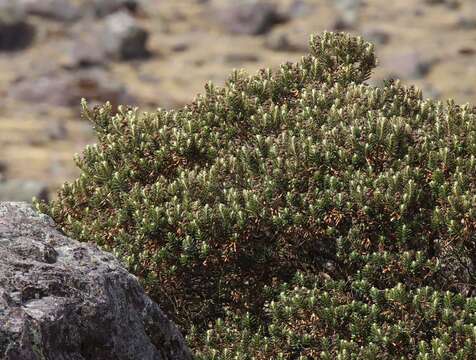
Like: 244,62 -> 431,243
223,52 -> 259,64
93,0 -> 140,17
422,84 -> 442,100
45,120 -> 68,141
69,39 -> 108,68
265,31 -> 294,52
462,87 -> 475,97
264,28 -> 308,52
0,2 -> 35,51
332,0 -> 362,30
67,20 -> 109,68
287,0 -> 315,19
21,0 -> 82,22
458,46 -> 475,56
0,161 -> 7,182
424,0 -> 459,8
8,68 -> 136,109
100,10 -> 150,60
0,201 -> 192,360
455,14 -> 476,29
382,51 -> 437,80
0,180 -> 49,202
171,41 -> 189,52
217,1 -> 286,35
362,27 -> 390,46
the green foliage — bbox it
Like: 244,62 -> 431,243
190,272 -> 476,359
36,32 -> 476,357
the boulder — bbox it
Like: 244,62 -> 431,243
222,52 -> 259,64
332,0 -> 362,30
216,1 -> 286,35
424,0 -> 459,8
361,26 -> 390,46
20,0 -> 82,22
0,1 -> 35,51
455,9 -> 476,29
0,202 -> 192,360
44,119 -> 68,141
18,0 -> 139,21
286,0 -> 316,19
67,10 -> 149,66
68,24 -> 110,68
264,29 -> 308,52
93,0 -> 140,17
8,68 -> 136,109
100,10 -> 150,60
0,161 -> 6,182
381,51 -> 437,80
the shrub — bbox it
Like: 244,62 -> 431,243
190,272 -> 476,359
36,32 -> 476,357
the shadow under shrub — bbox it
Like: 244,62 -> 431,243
36,32 -> 476,357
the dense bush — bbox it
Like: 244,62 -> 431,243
36,32 -> 476,357
189,272 -> 476,359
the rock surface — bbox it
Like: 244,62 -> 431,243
0,202 -> 192,360
93,0 -> 140,17
8,68 -> 136,109
18,0 -> 139,21
100,10 -> 150,60
0,1 -> 35,51
216,1 -> 286,35
21,0 -> 82,22
381,51 -> 437,80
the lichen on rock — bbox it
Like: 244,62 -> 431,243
0,201 -> 191,360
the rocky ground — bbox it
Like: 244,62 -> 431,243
1,0 -> 476,201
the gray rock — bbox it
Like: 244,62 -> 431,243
456,15 -> 476,29
68,25 -> 109,68
45,120 -> 68,141
362,27 -> 390,46
67,9 -> 149,66
18,0 -> 140,21
0,161 -> 6,182
100,10 -> 150,60
216,0 -> 286,35
422,84 -> 442,100
381,51 -> 437,80
264,26 -> 309,52
264,30 -> 307,52
223,52 -> 259,64
332,0 -> 362,30
21,0 -> 82,22
93,0 -> 139,17
8,68 -> 136,109
424,0 -> 459,8
287,0 -> 315,19
265,31 -> 294,52
0,201 -> 192,360
0,1 -> 35,51
0,180 -> 49,202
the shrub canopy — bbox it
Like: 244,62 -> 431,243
37,32 -> 476,358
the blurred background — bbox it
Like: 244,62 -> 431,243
1,0 -> 476,202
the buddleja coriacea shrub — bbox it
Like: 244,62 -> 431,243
36,32 -> 476,358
